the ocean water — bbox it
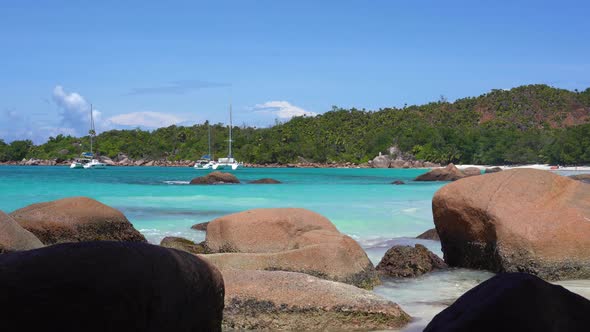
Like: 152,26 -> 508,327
0,166 -> 439,244
0,165 -> 587,330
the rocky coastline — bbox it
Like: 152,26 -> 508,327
0,146 -> 441,168
0,168 -> 589,330
0,157 -> 438,169
0,157 -> 375,168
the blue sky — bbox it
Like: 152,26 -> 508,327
1,0 -> 589,143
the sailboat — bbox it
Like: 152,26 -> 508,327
83,104 -> 106,169
194,124 -> 217,169
212,102 -> 241,170
69,153 -> 91,169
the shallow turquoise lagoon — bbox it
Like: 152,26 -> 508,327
0,166 -> 441,245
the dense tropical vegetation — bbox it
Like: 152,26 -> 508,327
1,84 -> 590,165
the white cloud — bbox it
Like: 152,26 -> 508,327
52,86 -> 184,131
0,85 -> 192,144
253,101 -> 317,119
52,85 -> 105,135
107,111 -> 184,128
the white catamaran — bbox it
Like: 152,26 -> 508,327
69,152 -> 91,169
82,104 -> 106,169
212,103 -> 241,170
194,125 -> 217,169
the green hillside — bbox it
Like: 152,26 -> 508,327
2,84 -> 590,165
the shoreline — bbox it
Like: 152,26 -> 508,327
2,159 -> 590,171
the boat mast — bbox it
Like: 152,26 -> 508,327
89,104 -> 94,157
208,124 -> 212,159
228,101 -> 233,158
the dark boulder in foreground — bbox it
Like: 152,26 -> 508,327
391,180 -> 405,185
0,211 -> 44,253
424,273 -> 590,332
160,236 -> 209,254
190,171 -> 240,184
569,173 -> 590,184
10,197 -> 146,245
433,169 -> 590,280
191,221 -> 209,231
376,244 -> 447,278
249,178 -> 281,184
415,163 -> 466,181
416,228 -> 440,241
0,241 -> 225,332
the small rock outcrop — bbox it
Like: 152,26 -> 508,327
424,161 -> 440,168
424,273 -> 590,332
433,169 -> 590,280
569,174 -> 590,184
190,171 -> 240,184
462,167 -> 481,177
376,244 -> 447,278
249,178 -> 281,184
0,211 -> 44,254
416,228 -> 440,241
10,197 -> 147,245
160,236 -> 209,254
223,269 -> 410,331
391,180 -> 405,185
191,221 -> 209,231
485,167 -> 503,173
415,163 -> 466,181
0,241 -> 225,332
202,208 -> 380,289
99,156 -> 116,166
371,155 -> 392,168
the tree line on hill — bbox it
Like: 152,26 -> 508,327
1,84 -> 589,165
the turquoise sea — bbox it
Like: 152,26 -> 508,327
0,166 -> 439,245
1,166 -> 588,330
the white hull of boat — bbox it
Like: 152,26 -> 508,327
194,159 -> 217,170
194,163 -> 215,170
83,159 -> 107,169
70,162 -> 84,169
212,162 -> 240,170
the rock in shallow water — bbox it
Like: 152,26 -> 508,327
203,208 -> 380,289
376,244 -> 447,278
0,211 -> 44,253
461,167 -> 481,177
249,178 -> 281,184
416,228 -> 440,240
433,169 -> 590,280
190,171 -> 240,184
424,273 -> 590,332
569,173 -> 590,184
222,269 -> 410,331
0,241 -> 225,332
485,166 -> 502,174
10,197 -> 146,245
415,163 -> 466,181
191,221 -> 209,231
